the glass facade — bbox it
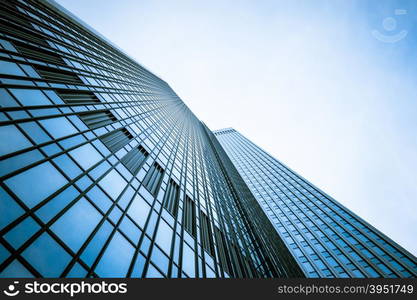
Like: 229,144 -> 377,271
0,0 -> 302,278
214,128 -> 417,278
0,0 -> 415,279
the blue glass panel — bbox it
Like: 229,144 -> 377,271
98,169 -> 127,200
146,264 -> 164,278
86,186 -> 112,213
155,220 -> 173,254
69,143 -> 103,170
5,161 -> 68,208
0,88 -> 19,107
22,232 -> 72,277
182,243 -> 195,277
19,122 -> 50,144
10,89 -> 51,106
51,198 -> 102,252
89,161 -> 111,180
0,243 -> 10,265
41,143 -> 61,156
43,90 -> 64,105
127,195 -> 150,228
0,61 -> 25,76
119,217 -> 141,243
39,117 -> 78,139
131,253 -> 146,277
67,263 -> 87,278
36,186 -> 79,223
108,206 -> 122,223
75,175 -> 93,190
0,187 -> 24,230
67,115 -> 88,131
4,217 -> 41,249
0,260 -> 33,278
118,186 -> 135,210
95,231 -> 134,277
151,246 -> 169,274
53,154 -> 82,179
0,125 -> 32,156
59,135 -> 86,149
0,39 -> 17,52
20,64 -> 40,78
80,221 -> 113,266
140,236 -> 151,254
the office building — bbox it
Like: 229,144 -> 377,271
0,0 -> 416,278
214,128 -> 417,277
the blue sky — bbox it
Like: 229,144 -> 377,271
56,0 -> 417,255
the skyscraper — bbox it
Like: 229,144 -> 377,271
214,128 -> 417,278
0,0 -> 301,278
0,0 -> 415,279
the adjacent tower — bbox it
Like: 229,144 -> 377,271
214,128 -> 417,277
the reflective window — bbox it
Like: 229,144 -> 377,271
39,117 -> 78,139
0,243 -> 9,265
4,217 -> 40,249
69,143 -> 103,170
0,150 -> 44,177
22,232 -> 72,277
10,89 -> 51,106
0,187 -> 24,230
51,198 -> 102,252
131,253 -> 146,277
53,154 -> 82,179
67,263 -> 87,278
146,264 -> 164,278
127,195 -> 151,228
86,186 -> 112,213
95,232 -> 134,277
151,246 -> 169,274
80,221 -> 113,266
182,243 -> 195,277
119,217 -> 141,243
0,260 -> 33,278
155,220 -> 173,254
36,186 -> 79,223
5,162 -> 68,208
19,122 -> 50,144
98,169 -> 127,200
0,61 -> 25,76
0,125 -> 32,156
0,88 -> 19,107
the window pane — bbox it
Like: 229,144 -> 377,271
98,169 -> 127,200
53,154 -> 82,179
0,187 -> 24,230
19,122 -> 50,144
0,125 -> 32,156
155,220 -> 173,254
35,186 -> 79,223
69,143 -> 103,170
0,260 -> 33,278
95,231 -> 134,277
0,61 -> 25,76
4,217 -> 40,249
5,162 -> 68,208
22,232 -> 72,277
0,88 -> 19,107
80,220 -> 113,266
51,198 -> 102,252
39,117 -> 78,139
127,195 -> 150,228
10,89 -> 51,106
